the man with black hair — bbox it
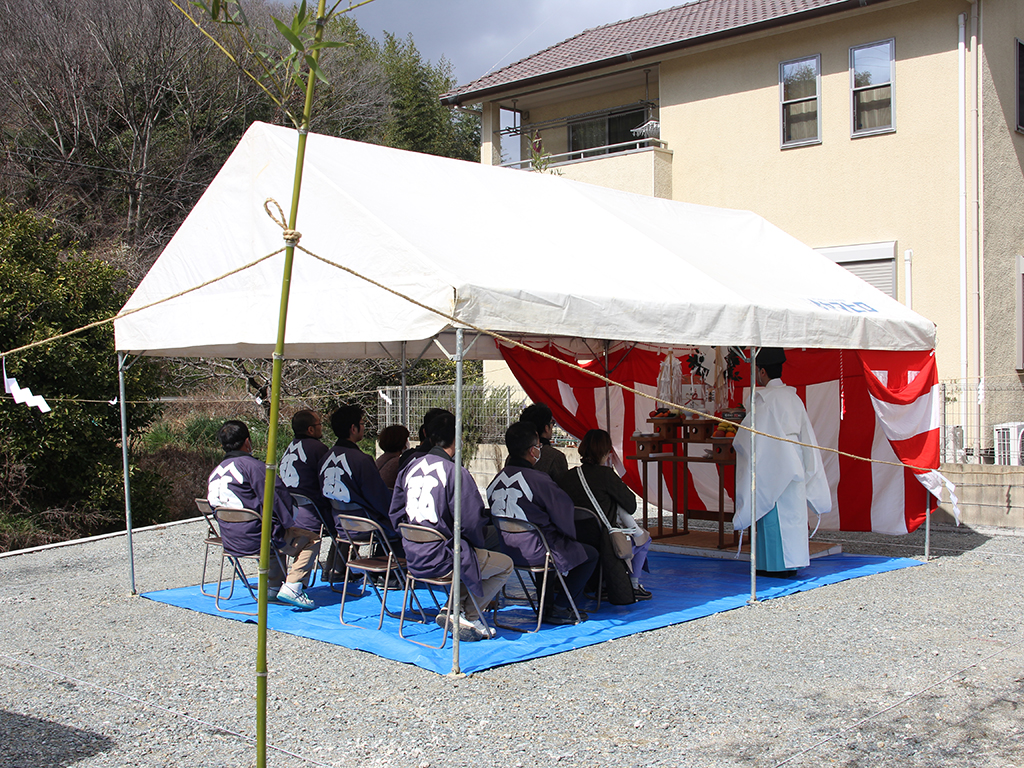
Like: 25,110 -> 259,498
488,421 -> 597,625
280,410 -> 330,519
397,407 -> 449,471
519,402 -> 569,482
733,348 -> 831,577
390,411 -> 513,641
280,410 -> 339,574
207,420 -> 318,609
319,405 -> 399,542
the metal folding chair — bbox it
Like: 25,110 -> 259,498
212,506 -> 286,616
573,506 -> 605,610
333,514 -> 424,629
396,523 -> 487,649
195,498 -> 247,598
490,514 -> 584,632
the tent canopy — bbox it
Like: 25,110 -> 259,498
114,121 -> 935,358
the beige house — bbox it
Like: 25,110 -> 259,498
443,0 -> 1024,467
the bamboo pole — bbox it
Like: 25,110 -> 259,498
254,3 -> 328,765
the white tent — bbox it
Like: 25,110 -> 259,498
114,121 -> 935,357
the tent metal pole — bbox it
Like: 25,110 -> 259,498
451,328 -> 464,676
117,352 -> 137,596
401,341 -> 408,428
748,347 -> 759,604
924,500 -> 931,562
604,341 -> 611,430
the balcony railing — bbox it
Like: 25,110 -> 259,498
500,138 -> 668,171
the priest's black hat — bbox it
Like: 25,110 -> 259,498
755,347 -> 786,367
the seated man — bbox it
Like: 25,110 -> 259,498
397,407 -> 449,472
488,421 -> 598,625
518,402 -> 569,482
390,411 -> 513,641
320,405 -> 401,548
280,409 -> 341,576
207,420 -> 319,610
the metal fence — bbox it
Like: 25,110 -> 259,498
376,384 -> 529,445
939,378 -> 1024,464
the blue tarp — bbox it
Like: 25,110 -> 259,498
143,552 -> 920,674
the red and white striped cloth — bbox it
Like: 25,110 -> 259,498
499,342 -> 957,535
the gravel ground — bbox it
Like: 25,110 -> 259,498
1,520 -> 1022,768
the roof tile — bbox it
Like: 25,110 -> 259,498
444,0 -> 868,102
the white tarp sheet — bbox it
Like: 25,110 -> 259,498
115,122 -> 935,357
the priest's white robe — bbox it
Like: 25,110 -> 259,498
733,379 -> 832,569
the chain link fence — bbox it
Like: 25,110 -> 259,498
939,378 -> 1024,464
376,384 -> 529,446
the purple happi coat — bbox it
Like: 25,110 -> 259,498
319,439 -> 395,533
207,450 -> 295,555
389,447 -> 488,596
279,436 -> 330,531
486,458 -> 587,575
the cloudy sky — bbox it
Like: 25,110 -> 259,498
348,0 -> 681,87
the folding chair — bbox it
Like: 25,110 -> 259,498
212,506 -> 286,616
195,498 -> 246,598
573,506 -> 605,610
195,498 -> 221,597
490,514 -> 584,633
396,523 -> 487,649
334,514 -> 424,629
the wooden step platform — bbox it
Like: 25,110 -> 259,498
649,529 -> 841,561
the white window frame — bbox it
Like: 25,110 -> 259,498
779,54 -> 821,148
1016,255 -> 1024,370
850,38 -> 895,137
1016,39 -> 1024,133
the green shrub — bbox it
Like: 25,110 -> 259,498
0,205 -> 164,543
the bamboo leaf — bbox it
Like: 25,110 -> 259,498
211,0 -> 220,18
309,40 -> 349,51
306,55 -> 330,85
272,17 -> 305,52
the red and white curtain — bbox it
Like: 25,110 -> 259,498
498,342 -> 955,535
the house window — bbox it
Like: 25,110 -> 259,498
1016,39 -> 1024,132
780,55 -> 820,147
851,39 -> 895,136
815,242 -> 897,298
568,108 -> 645,159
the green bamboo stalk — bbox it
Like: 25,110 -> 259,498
254,2 -> 328,766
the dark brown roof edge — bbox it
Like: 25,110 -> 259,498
442,0 -> 892,106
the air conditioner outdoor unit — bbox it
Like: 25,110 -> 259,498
993,422 -> 1024,465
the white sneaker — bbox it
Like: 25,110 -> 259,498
277,584 -> 315,611
466,617 -> 496,639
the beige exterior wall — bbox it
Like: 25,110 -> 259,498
980,1 -> 1024,395
555,146 -> 673,198
658,0 -> 966,382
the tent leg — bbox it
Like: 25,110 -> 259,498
748,347 -> 759,604
401,341 -> 408,428
924,499 -> 931,562
603,341 -> 611,431
118,352 -> 137,596
451,328 -> 464,676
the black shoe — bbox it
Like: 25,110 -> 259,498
543,606 -> 587,625
756,569 -> 799,579
632,586 -> 653,601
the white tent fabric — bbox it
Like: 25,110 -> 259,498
114,121 -> 935,357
